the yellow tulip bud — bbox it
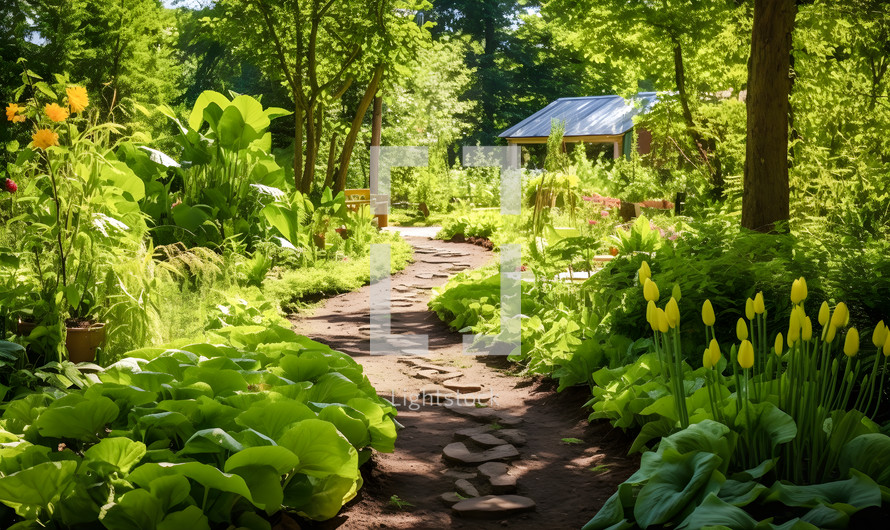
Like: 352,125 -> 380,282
736,318 -> 748,341
753,292 -> 765,314
666,297 -> 680,328
844,327 -> 859,357
802,316 -> 813,342
774,333 -> 784,356
738,340 -> 754,369
883,333 -> 890,357
646,300 -> 656,326
702,299 -> 715,327
872,321 -> 886,349
788,310 -> 801,345
672,283 -> 682,302
745,298 -> 755,321
703,348 -> 714,369
656,308 -> 669,333
818,301 -> 830,327
639,261 -> 651,285
790,278 -> 807,305
830,302 -> 849,328
825,324 -> 837,344
709,339 -> 721,366
644,278 -> 660,302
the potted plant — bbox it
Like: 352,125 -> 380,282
5,69 -> 146,363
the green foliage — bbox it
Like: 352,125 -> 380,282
0,328 -> 397,526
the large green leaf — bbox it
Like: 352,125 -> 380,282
633,449 -> 724,528
172,204 -> 212,232
84,437 -> 147,475
179,428 -> 244,457
227,465 -> 283,513
100,489 -> 164,530
224,446 -> 300,476
217,106 -> 262,150
347,398 -> 397,453
277,353 -> 330,382
157,506 -> 211,530
318,406 -> 371,449
33,394 -> 119,441
129,462 -> 255,505
0,461 -> 77,519
677,492 -> 757,529
188,91 -> 231,131
765,469 -> 881,509
230,95 -> 270,134
277,419 -> 358,479
839,433 -> 890,486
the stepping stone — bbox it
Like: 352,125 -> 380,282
497,429 -> 527,446
469,433 -> 508,448
432,272 -> 450,278
454,479 -> 479,498
452,495 -> 536,519
392,285 -> 412,292
443,381 -> 483,393
454,426 -> 495,440
434,252 -> 469,257
421,258 -> 457,264
419,387 -> 456,403
442,442 -> 519,465
490,474 -> 518,494
440,492 -> 463,506
410,361 -> 462,374
416,369 -> 441,379
477,462 -> 510,478
451,392 -> 492,405
444,404 -> 517,423
391,301 -> 414,308
416,273 -> 435,279
442,469 -> 477,480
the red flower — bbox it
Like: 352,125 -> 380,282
588,219 -> 598,225
3,178 -> 16,193
600,210 -> 610,217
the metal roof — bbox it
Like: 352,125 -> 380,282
498,92 -> 657,139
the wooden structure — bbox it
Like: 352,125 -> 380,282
499,93 -> 656,159
344,188 -> 387,228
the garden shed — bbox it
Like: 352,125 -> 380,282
499,92 -> 657,159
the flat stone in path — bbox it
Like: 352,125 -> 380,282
442,442 -> 519,465
477,462 -> 510,478
490,474 -> 518,494
454,479 -> 479,498
496,429 -> 527,446
442,381 -> 483,393
452,495 -> 536,519
442,469 -> 477,480
415,273 -> 436,280
444,405 -> 524,426
469,433 -> 508,448
440,492 -> 463,506
454,425 -> 495,440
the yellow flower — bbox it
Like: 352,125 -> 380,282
844,327 -> 859,357
802,316 -> 813,342
745,298 -> 755,320
45,102 -> 69,122
790,277 -> 808,305
5,103 -> 25,123
788,310 -> 801,345
646,299 -> 656,326
830,302 -> 849,328
709,339 -> 721,366
702,299 -> 715,327
774,333 -> 784,356
872,321 -> 886,348
818,301 -> 830,327
738,340 -> 754,369
66,86 -> 89,113
656,308 -> 669,333
643,278 -> 660,302
825,324 -> 837,344
753,292 -> 765,315
736,318 -> 748,341
666,297 -> 680,328
703,348 -> 714,369
32,129 -> 59,150
883,333 -> 890,357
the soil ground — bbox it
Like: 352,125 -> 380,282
291,233 -> 638,529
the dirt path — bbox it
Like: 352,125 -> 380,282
291,234 -> 637,529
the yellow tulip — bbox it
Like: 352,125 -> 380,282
738,340 -> 754,369
656,308 -> 669,333
883,333 -> 890,357
703,348 -> 714,369
644,278 -> 660,302
825,324 -> 837,344
818,301 -> 830,327
709,339 -> 721,366
666,297 -> 680,328
802,316 -> 813,342
774,333 -> 784,356
702,299 -> 715,327
844,327 -> 859,357
745,298 -> 755,320
788,310 -> 801,345
639,261 -> 651,285
872,321 -> 886,349
646,300 -> 656,326
736,318 -> 748,341
672,283 -> 682,302
753,292 -> 765,314
831,302 -> 849,328
790,277 -> 808,305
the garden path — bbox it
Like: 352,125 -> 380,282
291,233 -> 637,529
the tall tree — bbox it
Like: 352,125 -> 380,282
741,0 -> 796,232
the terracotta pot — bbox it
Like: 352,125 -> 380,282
312,233 -> 326,249
17,320 -> 106,363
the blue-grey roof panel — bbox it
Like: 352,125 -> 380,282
499,92 -> 657,139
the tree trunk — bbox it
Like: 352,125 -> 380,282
334,64 -> 384,193
742,0 -> 796,233
323,132 -> 340,189
293,105 -> 304,191
371,95 -> 383,148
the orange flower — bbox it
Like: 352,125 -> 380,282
5,103 -> 25,123
32,129 -> 59,150
45,103 -> 68,122
66,86 -> 88,114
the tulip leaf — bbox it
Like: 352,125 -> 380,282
633,449 -> 724,527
